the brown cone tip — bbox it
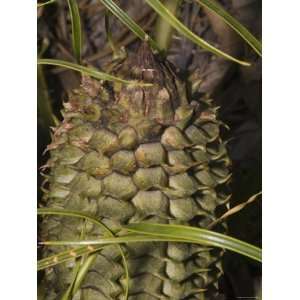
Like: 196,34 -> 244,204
126,41 -> 165,84
136,41 -> 158,70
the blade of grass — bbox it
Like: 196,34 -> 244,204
37,0 -> 56,8
38,208 -> 129,299
154,0 -> 181,51
37,245 -> 103,271
61,220 -> 89,300
195,0 -> 261,56
61,259 -> 82,300
145,0 -> 250,66
38,208 -> 111,233
124,223 -> 262,262
98,0 -> 160,51
40,235 -> 185,246
61,255 -> 98,300
41,231 -> 261,262
71,254 -> 98,295
37,59 -> 150,86
67,0 -> 82,63
38,235 -> 188,270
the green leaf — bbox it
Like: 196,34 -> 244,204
38,208 -> 112,234
98,0 -> 160,51
37,245 -> 103,271
61,258 -> 82,300
38,209 -> 260,299
67,0 -> 82,63
37,58 -> 150,86
39,227 -> 260,271
38,208 -> 129,298
40,235 -> 183,246
37,0 -> 56,8
125,223 -> 261,262
38,235 -> 188,270
41,230 -> 261,262
61,254 -> 97,300
61,220 -> 90,300
145,0 -> 251,66
154,0 -> 181,51
71,254 -> 98,296
195,0 -> 262,56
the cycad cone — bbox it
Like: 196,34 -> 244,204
40,43 -> 231,300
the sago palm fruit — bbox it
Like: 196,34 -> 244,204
39,42 -> 231,300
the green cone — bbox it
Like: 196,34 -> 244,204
39,43 -> 231,300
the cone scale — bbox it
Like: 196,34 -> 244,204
39,43 -> 231,300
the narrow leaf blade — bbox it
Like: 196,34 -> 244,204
98,0 -> 160,51
41,230 -> 261,262
37,58 -> 147,85
37,0 -> 56,8
38,208 -> 111,234
154,0 -> 181,51
196,0 -> 262,56
37,208 -> 130,298
145,0 -> 251,66
67,0 -> 82,63
125,223 -> 262,262
37,246 -> 103,271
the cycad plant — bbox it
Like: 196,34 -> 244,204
37,1 -> 262,299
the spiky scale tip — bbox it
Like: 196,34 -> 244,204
39,42 -> 231,300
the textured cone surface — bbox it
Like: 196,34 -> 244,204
39,43 -> 231,300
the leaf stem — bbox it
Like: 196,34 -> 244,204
154,0 -> 181,51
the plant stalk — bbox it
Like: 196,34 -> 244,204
154,0 -> 181,52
